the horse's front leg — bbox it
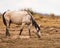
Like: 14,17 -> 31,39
27,24 -> 31,38
19,23 -> 25,35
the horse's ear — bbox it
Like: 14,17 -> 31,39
39,24 -> 41,27
7,10 -> 10,11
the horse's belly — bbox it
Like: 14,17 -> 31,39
11,17 -> 22,25
12,20 -> 22,25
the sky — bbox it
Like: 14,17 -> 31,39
0,0 -> 60,15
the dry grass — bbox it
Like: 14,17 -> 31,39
0,14 -> 60,48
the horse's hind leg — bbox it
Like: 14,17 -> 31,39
19,23 -> 25,35
6,21 -> 11,37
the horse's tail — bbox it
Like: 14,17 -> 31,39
2,11 -> 7,26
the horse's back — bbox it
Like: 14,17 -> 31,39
4,10 -> 28,16
4,10 -> 32,25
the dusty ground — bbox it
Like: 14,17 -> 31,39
0,15 -> 60,48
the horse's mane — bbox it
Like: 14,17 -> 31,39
23,9 -> 40,32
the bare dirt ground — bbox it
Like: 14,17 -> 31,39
0,16 -> 60,48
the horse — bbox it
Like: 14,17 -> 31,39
2,10 -> 41,38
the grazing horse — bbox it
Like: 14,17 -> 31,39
2,10 -> 41,38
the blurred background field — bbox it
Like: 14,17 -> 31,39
0,10 -> 60,48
